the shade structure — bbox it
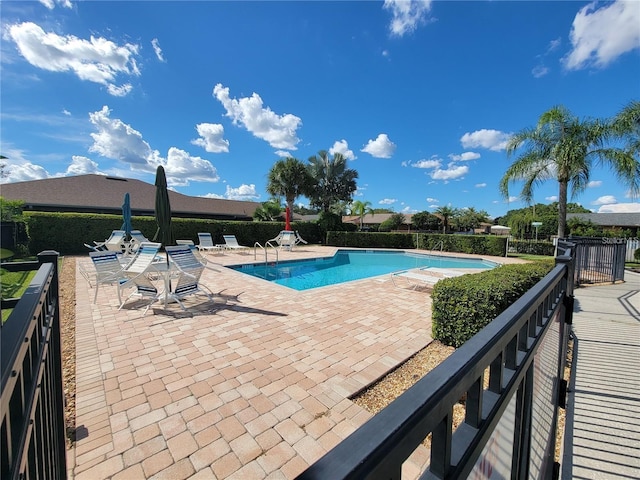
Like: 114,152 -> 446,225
121,192 -> 133,240
152,166 -> 175,248
285,206 -> 291,231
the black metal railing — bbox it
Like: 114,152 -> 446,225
298,242 -> 575,480
567,236 -> 626,285
1,251 -> 67,480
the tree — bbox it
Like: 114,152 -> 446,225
306,150 -> 358,214
454,207 -> 490,232
350,200 -> 374,230
434,205 -> 457,233
379,213 -> 405,232
253,199 -> 283,222
266,157 -> 313,223
412,211 -> 440,231
500,104 -> 640,239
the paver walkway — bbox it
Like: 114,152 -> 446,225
562,270 -> 640,479
68,246 -> 518,479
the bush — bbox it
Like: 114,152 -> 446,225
431,261 -> 555,347
635,247 -> 640,262
327,231 -> 415,249
508,239 -> 555,256
417,233 -> 507,257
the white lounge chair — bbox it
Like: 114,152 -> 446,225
165,245 -> 216,310
294,231 -> 308,245
197,233 -> 224,254
177,239 -> 214,267
127,230 -> 151,254
85,230 -> 126,252
222,235 -> 250,253
268,230 -> 296,250
118,242 -> 163,313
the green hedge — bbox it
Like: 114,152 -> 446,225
24,212 -> 324,255
508,239 -> 555,256
326,232 -> 507,256
431,261 -> 555,348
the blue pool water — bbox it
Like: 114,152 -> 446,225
228,249 -> 497,291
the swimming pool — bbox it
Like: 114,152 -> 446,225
227,249 -> 497,291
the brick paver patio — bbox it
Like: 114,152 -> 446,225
69,246 -> 518,479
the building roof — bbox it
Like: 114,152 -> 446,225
0,174 -> 260,220
566,213 -> 640,227
343,213 -> 414,225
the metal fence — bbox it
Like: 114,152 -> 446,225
1,251 -> 67,480
567,236 -> 627,285
297,242 -> 575,480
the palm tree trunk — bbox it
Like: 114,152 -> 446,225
557,181 -> 568,239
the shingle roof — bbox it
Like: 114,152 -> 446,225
0,174 -> 260,220
566,212 -> 640,227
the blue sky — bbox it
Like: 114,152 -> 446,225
1,0 -> 639,218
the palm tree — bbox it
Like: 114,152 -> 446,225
611,100 -> 640,164
307,150 -> 358,213
266,157 -> 313,224
434,205 -> 457,233
500,104 -> 640,239
350,200 -> 374,230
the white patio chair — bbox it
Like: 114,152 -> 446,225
165,245 -> 216,310
85,230 -> 126,252
118,242 -> 163,313
83,251 -> 128,304
222,234 -> 250,253
268,230 -> 296,251
197,233 -> 224,254
294,231 -> 308,245
177,239 -> 214,267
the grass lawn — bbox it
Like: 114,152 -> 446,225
508,253 -> 555,262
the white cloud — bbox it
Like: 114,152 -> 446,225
0,161 -> 50,183
361,133 -> 396,158
409,157 -> 441,169
430,163 -> 468,180
151,38 -> 165,62
475,183 -> 487,188
165,147 -> 219,186
88,106 -> 219,185
428,204 -> 439,209
213,83 -> 302,150
448,151 -> 480,161
532,65 -> 549,78
545,195 -> 559,202
7,22 -> 140,96
38,0 -> 72,9
200,192 -> 224,199
383,0 -> 433,37
379,198 -> 397,205
563,0 -> 640,70
65,155 -> 101,175
460,129 -> 511,151
275,150 -> 291,158
426,197 -> 438,203
591,195 -> 617,205
598,202 -> 640,213
507,196 -> 519,203
224,184 -> 259,200
329,139 -> 356,160
89,106 -> 160,169
191,123 -> 229,153
587,180 -> 602,188
107,83 -> 133,97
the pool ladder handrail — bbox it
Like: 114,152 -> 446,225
254,241 -> 279,265
431,240 -> 444,254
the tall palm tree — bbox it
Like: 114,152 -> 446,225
611,100 -> 640,163
434,205 -> 457,233
350,200 -> 374,230
500,104 -> 640,239
307,150 -> 358,213
266,157 -> 313,223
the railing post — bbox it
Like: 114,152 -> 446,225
37,250 -> 67,480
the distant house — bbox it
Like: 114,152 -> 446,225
566,213 -> 640,237
342,213 -> 415,231
0,174 -> 260,220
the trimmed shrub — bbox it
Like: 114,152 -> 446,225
417,234 -> 507,257
431,261 -> 555,348
509,239 -> 555,256
327,231 -> 415,249
634,247 -> 640,262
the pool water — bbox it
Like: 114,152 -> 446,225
228,249 -> 497,291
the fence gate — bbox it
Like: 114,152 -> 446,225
568,236 -> 626,285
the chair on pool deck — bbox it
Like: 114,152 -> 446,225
294,231 -> 308,246
222,235 -> 250,253
268,230 -> 296,251
165,245 -> 216,310
82,250 -> 128,304
118,242 -> 163,313
85,230 -> 126,253
197,233 -> 224,255
177,239 -> 215,267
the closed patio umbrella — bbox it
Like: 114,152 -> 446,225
285,205 -> 291,231
152,166 -> 175,248
121,192 -> 133,240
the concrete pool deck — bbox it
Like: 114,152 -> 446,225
69,246 -> 524,479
